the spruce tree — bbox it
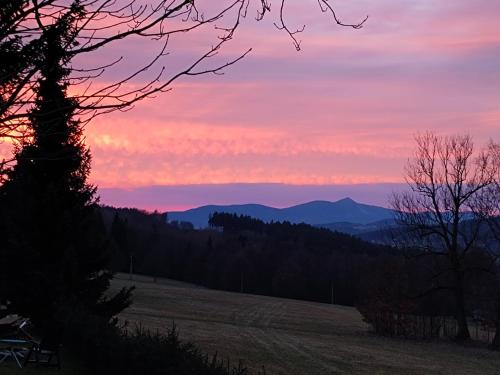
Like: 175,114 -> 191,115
0,2 -> 132,325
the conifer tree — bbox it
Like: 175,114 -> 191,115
0,2 -> 132,325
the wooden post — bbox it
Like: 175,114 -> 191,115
129,254 -> 133,280
330,281 -> 334,305
240,272 -> 244,293
422,315 -> 425,339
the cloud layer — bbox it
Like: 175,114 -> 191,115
4,1 -> 500,209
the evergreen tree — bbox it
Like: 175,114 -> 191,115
0,2 -> 132,325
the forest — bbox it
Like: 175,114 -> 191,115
103,204 -> 500,344
104,208 -> 395,306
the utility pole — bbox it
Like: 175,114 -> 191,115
330,281 -> 334,305
129,254 -> 133,280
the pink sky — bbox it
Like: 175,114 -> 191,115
3,0 -> 500,210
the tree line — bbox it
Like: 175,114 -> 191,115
104,208 -> 482,324
104,207 -> 398,306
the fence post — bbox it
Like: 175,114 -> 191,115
423,316 -> 426,339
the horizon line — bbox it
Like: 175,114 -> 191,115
97,183 -> 407,212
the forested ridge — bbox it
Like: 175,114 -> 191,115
102,207 -> 396,306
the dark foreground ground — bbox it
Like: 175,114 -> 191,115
2,352 -> 87,374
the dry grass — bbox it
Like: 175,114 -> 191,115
113,274 -> 500,375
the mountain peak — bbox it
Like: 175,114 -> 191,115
337,197 -> 356,204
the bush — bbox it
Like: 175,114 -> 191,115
62,309 -> 248,375
357,298 -> 415,337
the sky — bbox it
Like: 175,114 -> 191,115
4,0 -> 500,211
98,183 -> 408,211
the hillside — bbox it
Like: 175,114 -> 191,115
166,198 -> 395,228
317,219 -> 397,243
113,275 -> 500,375
102,207 -> 394,306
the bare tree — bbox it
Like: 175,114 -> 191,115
391,133 -> 499,341
0,0 -> 367,140
470,141 -> 500,348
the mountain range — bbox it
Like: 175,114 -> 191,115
166,198 -> 395,230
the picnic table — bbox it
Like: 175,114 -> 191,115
0,316 -> 32,368
0,338 -> 31,368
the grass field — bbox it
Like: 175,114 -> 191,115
112,274 -> 500,375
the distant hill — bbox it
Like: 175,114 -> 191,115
317,219 -> 397,244
166,198 -> 395,228
316,220 -> 391,235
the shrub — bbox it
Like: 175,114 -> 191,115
62,309 -> 248,375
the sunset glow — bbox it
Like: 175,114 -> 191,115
4,0 -> 500,209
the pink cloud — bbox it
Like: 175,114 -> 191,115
3,0 -> 500,207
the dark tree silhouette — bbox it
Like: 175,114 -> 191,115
0,0 -> 39,140
0,3 -> 132,325
391,133 -> 499,341
469,141 -> 500,348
